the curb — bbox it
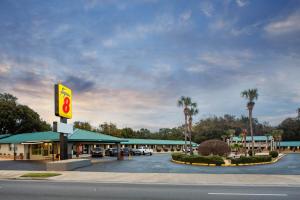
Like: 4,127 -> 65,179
171,154 -> 286,167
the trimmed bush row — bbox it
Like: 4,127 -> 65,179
171,153 -> 225,166
231,155 -> 272,165
269,151 -> 279,158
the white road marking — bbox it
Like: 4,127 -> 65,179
208,192 -> 287,196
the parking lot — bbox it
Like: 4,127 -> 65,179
1,153 -> 300,174
76,153 -> 300,175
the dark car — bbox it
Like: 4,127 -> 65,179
105,148 -> 118,157
122,147 -> 131,156
91,147 -> 104,157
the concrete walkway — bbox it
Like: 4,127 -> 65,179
1,170 -> 300,186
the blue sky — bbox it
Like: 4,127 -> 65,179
0,0 -> 300,130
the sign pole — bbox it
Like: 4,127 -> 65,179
54,83 -> 73,160
59,117 -> 68,160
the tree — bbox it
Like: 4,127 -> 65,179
241,88 -> 258,156
265,133 -> 271,151
177,96 -> 192,154
198,139 -> 231,156
272,129 -> 283,152
73,121 -> 92,131
0,93 -> 51,134
188,103 -> 198,155
278,118 -> 300,141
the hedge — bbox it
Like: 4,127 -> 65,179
231,156 -> 272,165
269,151 -> 279,158
171,153 -> 225,166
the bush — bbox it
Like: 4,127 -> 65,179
269,151 -> 278,158
171,153 -> 225,166
248,150 -> 253,156
231,156 -> 272,165
198,139 -> 231,156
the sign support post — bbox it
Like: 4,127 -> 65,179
54,83 -> 73,160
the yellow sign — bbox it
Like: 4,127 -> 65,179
55,83 -> 72,119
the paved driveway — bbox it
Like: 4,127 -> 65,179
76,153 -> 300,175
0,160 -> 46,171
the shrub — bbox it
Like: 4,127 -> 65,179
269,151 -> 278,158
156,148 -> 161,152
231,156 -> 272,165
171,153 -> 225,166
248,150 -> 253,156
198,139 -> 230,156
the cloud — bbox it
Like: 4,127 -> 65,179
0,64 -> 11,75
101,13 -> 192,47
179,10 -> 192,22
265,12 -> 300,35
236,0 -> 248,7
197,50 -> 253,70
200,1 -> 214,17
64,76 -> 95,93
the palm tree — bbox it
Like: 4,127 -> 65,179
241,88 -> 258,156
177,96 -> 192,154
265,133 -> 271,152
188,104 -> 198,155
241,129 -> 247,156
272,129 -> 283,152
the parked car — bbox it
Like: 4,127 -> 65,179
130,148 -> 142,156
91,147 -> 104,157
122,147 -> 130,156
105,148 -> 118,157
137,146 -> 153,155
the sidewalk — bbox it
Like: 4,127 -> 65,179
1,170 -> 300,186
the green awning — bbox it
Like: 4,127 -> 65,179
121,138 -> 198,146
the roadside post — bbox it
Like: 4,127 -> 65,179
54,83 -> 73,160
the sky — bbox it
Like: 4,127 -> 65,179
0,0 -> 300,131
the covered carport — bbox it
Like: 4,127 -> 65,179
68,129 -> 127,160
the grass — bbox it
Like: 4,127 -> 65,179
21,173 -> 61,178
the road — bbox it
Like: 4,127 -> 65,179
0,180 -> 299,200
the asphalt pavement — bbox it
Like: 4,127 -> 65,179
76,153 -> 300,174
0,180 -> 299,200
1,153 -> 300,174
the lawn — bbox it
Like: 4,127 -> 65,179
21,173 -> 61,178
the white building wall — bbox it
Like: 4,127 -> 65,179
0,144 -> 25,158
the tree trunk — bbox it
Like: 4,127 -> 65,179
189,118 -> 193,155
184,114 -> 188,155
267,136 -> 269,151
249,108 -> 255,156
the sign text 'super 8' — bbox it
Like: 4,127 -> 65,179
55,83 -> 72,119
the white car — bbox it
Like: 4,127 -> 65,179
137,146 -> 153,155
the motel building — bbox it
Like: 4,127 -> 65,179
230,136 -> 300,152
0,129 -> 197,160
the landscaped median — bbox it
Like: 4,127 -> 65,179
171,152 -> 284,167
20,173 -> 61,179
171,153 -> 225,166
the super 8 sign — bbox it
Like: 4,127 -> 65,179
55,83 -> 72,119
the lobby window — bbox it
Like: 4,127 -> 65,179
32,144 -> 42,155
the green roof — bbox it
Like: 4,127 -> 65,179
280,141 -> 300,147
0,129 -> 126,144
233,136 -> 273,142
0,131 -> 59,144
121,138 -> 198,146
69,129 -> 126,143
0,134 -> 11,139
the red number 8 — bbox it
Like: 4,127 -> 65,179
63,97 -> 70,113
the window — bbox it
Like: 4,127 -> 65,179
32,144 -> 42,155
